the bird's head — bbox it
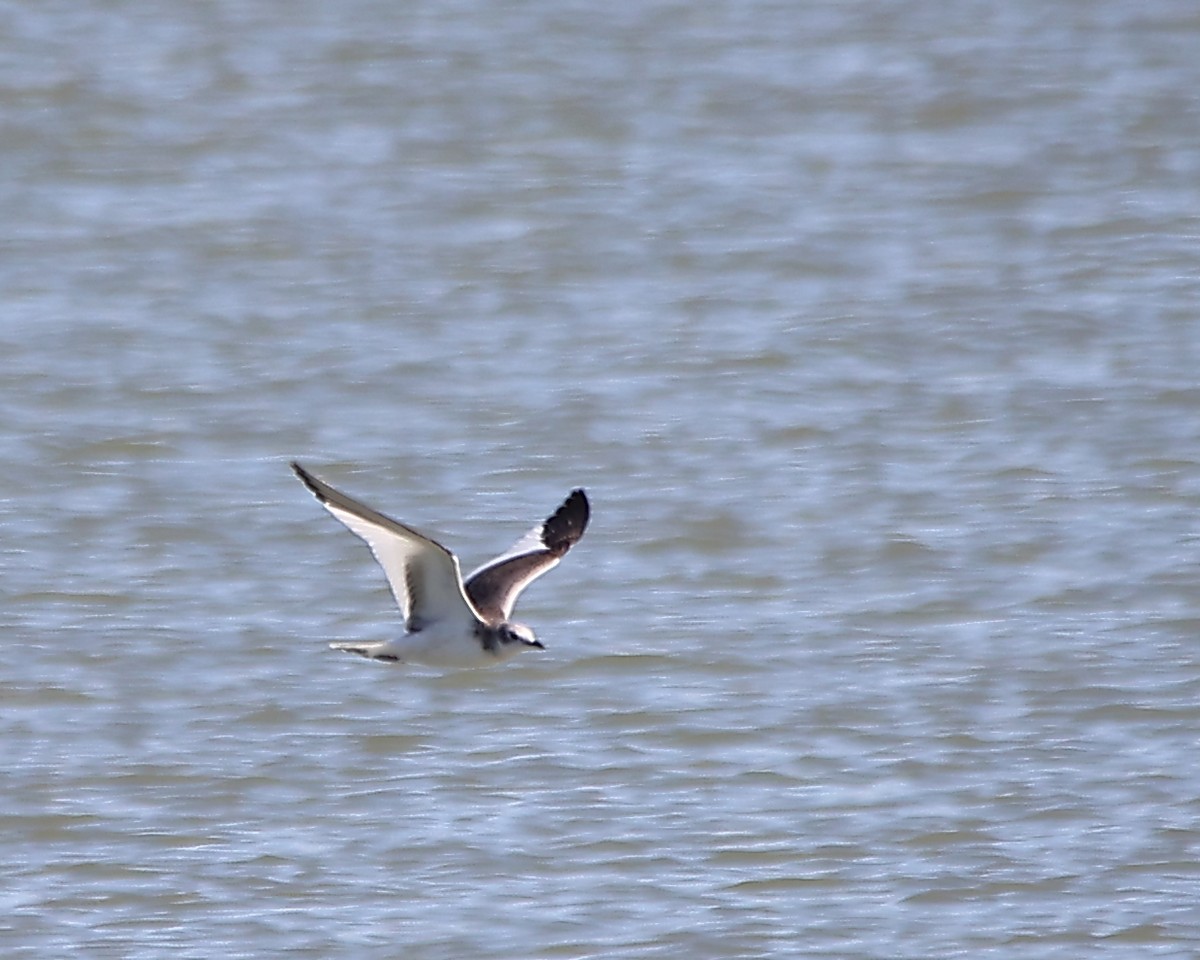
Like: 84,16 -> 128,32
499,622 -> 544,652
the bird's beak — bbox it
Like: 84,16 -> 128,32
528,639 -> 545,650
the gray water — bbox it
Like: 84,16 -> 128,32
4,1 -> 1200,957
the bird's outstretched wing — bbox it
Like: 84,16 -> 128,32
291,462 -> 480,632
464,488 -> 589,623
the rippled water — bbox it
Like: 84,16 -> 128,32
4,1 -> 1200,957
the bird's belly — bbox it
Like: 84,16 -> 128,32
393,627 -> 497,668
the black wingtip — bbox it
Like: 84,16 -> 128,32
290,461 -> 326,502
569,488 -> 589,520
543,488 -> 589,552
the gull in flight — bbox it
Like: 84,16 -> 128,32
291,462 -> 589,667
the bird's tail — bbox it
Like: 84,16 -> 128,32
330,641 -> 401,663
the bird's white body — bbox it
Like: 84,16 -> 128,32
329,624 -> 526,669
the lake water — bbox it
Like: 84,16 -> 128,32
4,1 -> 1200,957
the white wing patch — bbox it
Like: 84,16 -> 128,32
292,463 -> 481,632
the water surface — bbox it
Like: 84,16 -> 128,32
4,1 -> 1200,957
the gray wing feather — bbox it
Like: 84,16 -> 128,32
465,488 -> 589,622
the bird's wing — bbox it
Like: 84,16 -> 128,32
464,488 -> 589,623
291,462 -> 481,631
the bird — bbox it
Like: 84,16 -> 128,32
290,462 -> 589,667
